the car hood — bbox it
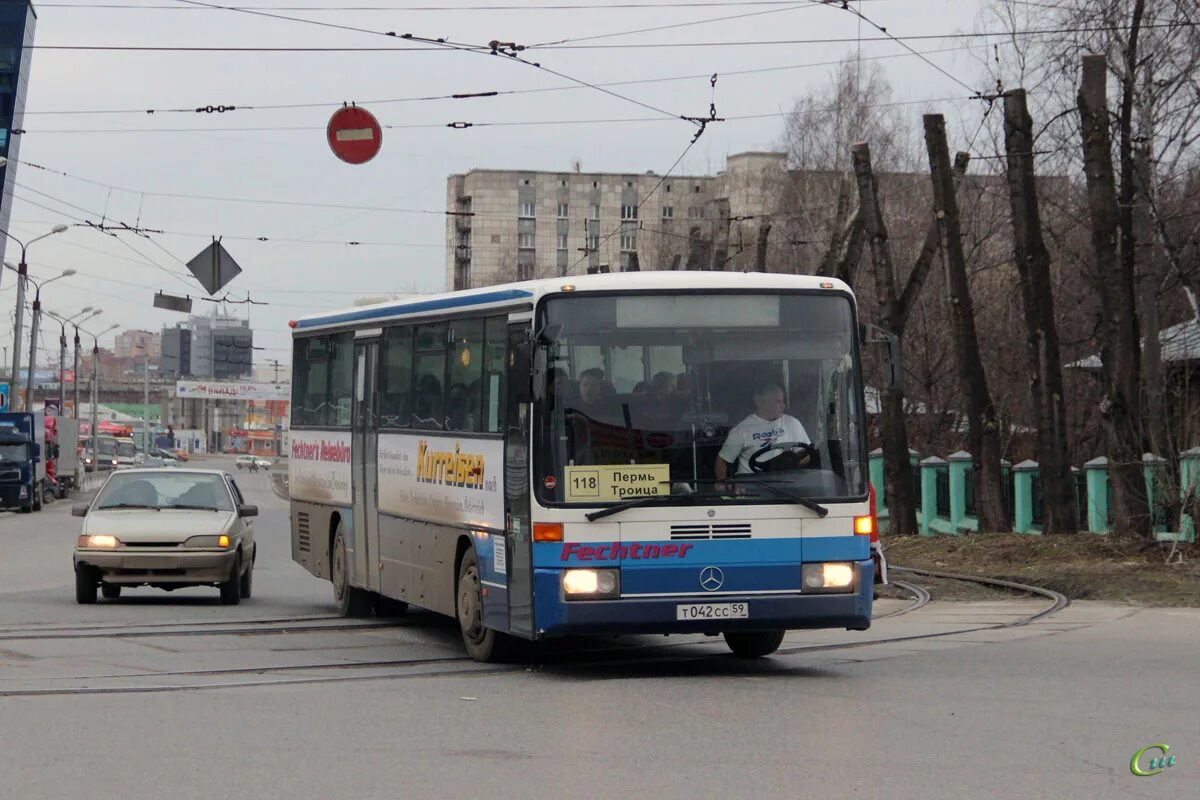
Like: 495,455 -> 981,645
84,509 -> 236,541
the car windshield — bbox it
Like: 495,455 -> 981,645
94,472 -> 235,511
535,292 -> 866,506
0,443 -> 29,461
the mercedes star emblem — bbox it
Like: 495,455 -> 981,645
699,566 -> 725,592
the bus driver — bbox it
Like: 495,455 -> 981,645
714,382 -> 811,482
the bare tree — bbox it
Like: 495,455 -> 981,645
924,114 -> 1010,532
1002,89 -> 1078,532
1079,54 -> 1151,535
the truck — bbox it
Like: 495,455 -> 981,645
45,416 -> 80,497
0,411 -> 47,513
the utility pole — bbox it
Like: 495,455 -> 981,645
58,326 -> 67,414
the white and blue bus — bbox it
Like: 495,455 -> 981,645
288,272 -> 884,661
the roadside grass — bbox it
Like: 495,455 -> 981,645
881,532 -> 1200,606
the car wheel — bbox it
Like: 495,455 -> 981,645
101,583 -> 121,600
239,559 -> 253,599
456,548 -> 522,663
219,554 -> 242,605
75,566 -> 98,604
723,630 -> 786,658
331,523 -> 372,617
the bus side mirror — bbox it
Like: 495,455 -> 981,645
511,341 -> 534,404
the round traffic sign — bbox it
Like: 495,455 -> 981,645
327,105 -> 382,165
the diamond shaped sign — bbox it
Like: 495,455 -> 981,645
186,240 -> 243,295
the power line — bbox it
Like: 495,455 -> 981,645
16,94 -> 983,134
23,22 -> 1196,51
37,0 -> 889,9
166,0 -> 696,127
21,44 -> 979,117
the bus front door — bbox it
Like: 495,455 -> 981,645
352,337 -> 381,594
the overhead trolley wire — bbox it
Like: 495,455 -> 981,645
22,22 -> 1197,51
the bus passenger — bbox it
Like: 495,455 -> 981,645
714,382 -> 810,481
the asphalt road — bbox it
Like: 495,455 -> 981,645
0,455 -> 1194,799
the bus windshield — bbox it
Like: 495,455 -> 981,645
535,291 -> 866,506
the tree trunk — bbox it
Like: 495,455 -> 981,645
755,221 -> 772,272
852,141 -> 917,536
1002,89 -> 1077,533
1078,54 -> 1150,537
923,114 -> 1009,533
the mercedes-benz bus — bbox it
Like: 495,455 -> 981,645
288,272 -> 884,662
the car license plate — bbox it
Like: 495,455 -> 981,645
675,602 -> 748,621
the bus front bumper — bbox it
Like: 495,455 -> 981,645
533,560 -> 874,638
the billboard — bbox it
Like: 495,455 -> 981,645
175,381 -> 289,401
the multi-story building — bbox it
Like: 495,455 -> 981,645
445,152 -> 799,289
160,312 -> 254,380
0,1 -> 35,268
114,330 -> 161,361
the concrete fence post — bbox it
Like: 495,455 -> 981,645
947,450 -> 972,533
919,456 -> 946,536
869,448 -> 885,517
1179,447 -> 1200,543
1084,457 -> 1109,534
1012,460 -> 1039,534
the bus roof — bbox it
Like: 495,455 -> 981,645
293,272 -> 851,334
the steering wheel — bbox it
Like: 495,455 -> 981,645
747,441 -> 818,473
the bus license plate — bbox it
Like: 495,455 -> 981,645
676,602 -> 748,621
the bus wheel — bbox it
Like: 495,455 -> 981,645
331,523 -> 372,617
723,630 -> 785,658
456,548 -> 521,663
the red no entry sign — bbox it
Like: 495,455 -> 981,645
327,105 -> 382,165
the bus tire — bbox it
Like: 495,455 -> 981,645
75,566 -> 98,604
331,523 -> 372,617
456,548 -> 522,663
723,630 -> 785,658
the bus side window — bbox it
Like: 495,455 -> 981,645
380,327 -> 414,429
484,316 -> 507,434
446,318 -> 484,432
414,323 -> 448,430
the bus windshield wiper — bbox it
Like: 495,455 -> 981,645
731,478 -> 829,517
585,490 -> 755,522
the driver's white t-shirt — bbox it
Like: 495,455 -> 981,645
718,413 -> 810,475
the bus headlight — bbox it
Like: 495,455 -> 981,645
562,569 -> 619,599
802,563 -> 855,592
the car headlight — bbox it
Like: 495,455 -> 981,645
802,562 -> 856,592
183,534 -> 233,548
78,534 -> 121,549
562,568 -> 620,600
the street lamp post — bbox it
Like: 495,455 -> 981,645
7,267 -> 77,411
45,307 -> 93,416
72,310 -> 102,419
2,225 -> 70,408
134,343 -> 150,451
83,323 -> 119,464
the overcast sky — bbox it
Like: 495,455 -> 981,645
3,0 -> 995,369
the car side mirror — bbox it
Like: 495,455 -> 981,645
72,503 -> 89,517
238,504 -> 259,518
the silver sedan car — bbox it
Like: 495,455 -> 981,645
73,469 -> 258,605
